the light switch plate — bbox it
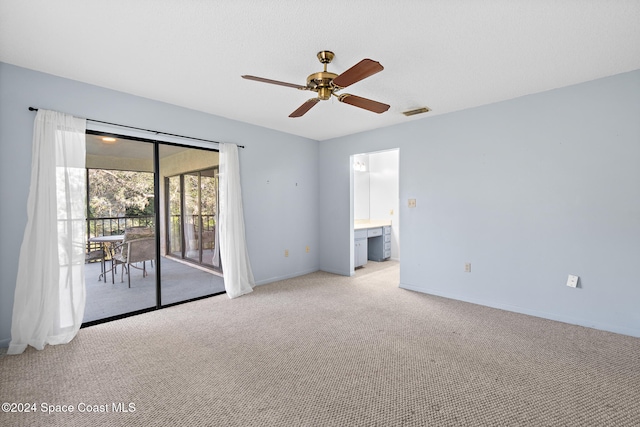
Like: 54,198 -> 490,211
566,274 -> 579,288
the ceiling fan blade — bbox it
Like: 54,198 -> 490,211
242,75 -> 308,90
338,94 -> 390,114
289,98 -> 320,118
332,59 -> 384,88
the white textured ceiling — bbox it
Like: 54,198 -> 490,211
1,0 -> 639,141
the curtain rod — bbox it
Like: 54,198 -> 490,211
28,107 -> 244,149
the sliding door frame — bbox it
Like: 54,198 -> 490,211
82,130 -> 224,328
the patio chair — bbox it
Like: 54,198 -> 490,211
111,227 -> 156,287
85,247 -> 106,280
85,248 -> 105,263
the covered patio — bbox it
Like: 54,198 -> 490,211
83,256 -> 225,323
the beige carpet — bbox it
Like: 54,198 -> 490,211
1,261 -> 639,426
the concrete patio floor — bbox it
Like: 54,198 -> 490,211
83,256 -> 225,323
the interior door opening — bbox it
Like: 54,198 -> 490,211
351,148 -> 400,273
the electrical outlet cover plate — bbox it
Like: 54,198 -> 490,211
566,274 -> 579,288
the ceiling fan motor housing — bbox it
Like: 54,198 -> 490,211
307,71 -> 338,100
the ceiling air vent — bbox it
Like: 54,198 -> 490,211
402,107 -> 430,117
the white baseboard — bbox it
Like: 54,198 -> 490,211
254,267 -> 321,286
399,282 -> 640,338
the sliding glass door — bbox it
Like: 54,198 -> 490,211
84,135 -> 156,323
166,168 -> 219,269
83,133 -> 224,325
158,145 -> 223,305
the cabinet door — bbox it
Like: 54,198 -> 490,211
354,239 -> 368,267
360,240 -> 368,267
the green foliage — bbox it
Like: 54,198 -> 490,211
88,169 -> 154,218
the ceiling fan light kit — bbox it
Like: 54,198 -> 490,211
242,51 -> 390,118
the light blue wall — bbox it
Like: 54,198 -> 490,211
2,63 -> 638,345
320,70 -> 640,337
0,62 -> 320,346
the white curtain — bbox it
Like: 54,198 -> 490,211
8,110 -> 87,355
218,143 -> 255,298
212,179 -> 221,269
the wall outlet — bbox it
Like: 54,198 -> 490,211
464,262 -> 471,273
284,249 -> 289,257
566,274 -> 579,288
408,198 -> 417,208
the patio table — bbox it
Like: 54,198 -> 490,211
89,235 -> 124,282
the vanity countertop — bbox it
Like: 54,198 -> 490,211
354,220 -> 392,230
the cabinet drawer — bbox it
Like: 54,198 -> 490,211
384,234 -> 391,243
384,250 -> 391,259
384,242 -> 391,251
354,229 -> 367,240
367,227 -> 382,237
384,226 -> 391,235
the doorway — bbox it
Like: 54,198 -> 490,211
352,148 -> 400,272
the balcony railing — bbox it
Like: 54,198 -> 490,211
86,214 -> 215,254
86,216 -> 154,254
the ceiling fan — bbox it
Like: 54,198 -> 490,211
242,51 -> 390,118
